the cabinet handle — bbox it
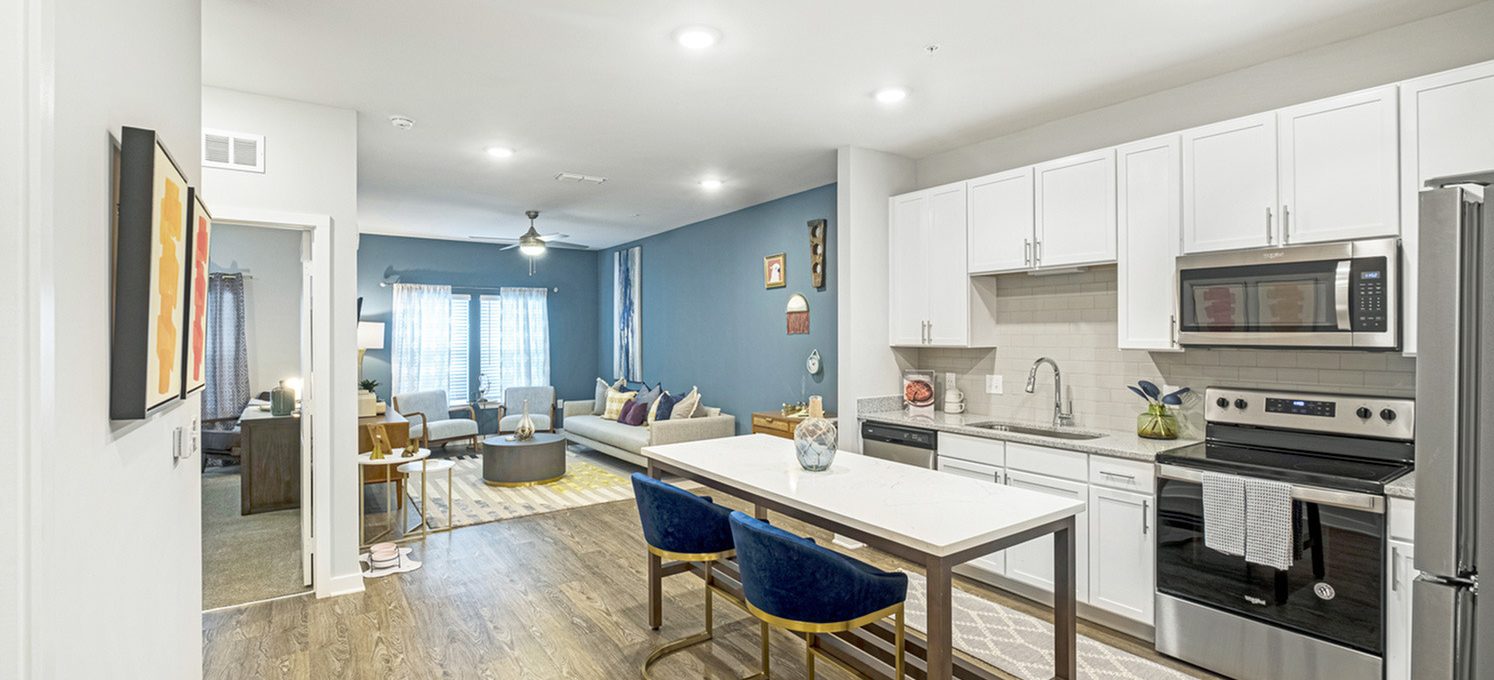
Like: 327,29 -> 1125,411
1100,470 -> 1136,482
1265,207 -> 1274,244
1024,239 -> 1031,266
1170,314 -> 1178,347
926,321 -> 932,344
1143,499 -> 1150,535
1282,205 -> 1291,244
1391,546 -> 1400,591
1035,240 -> 1042,265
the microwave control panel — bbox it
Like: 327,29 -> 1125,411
1350,257 -> 1389,332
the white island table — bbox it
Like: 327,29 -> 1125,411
642,434 -> 1085,680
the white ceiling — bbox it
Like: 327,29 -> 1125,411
203,0 -> 1478,249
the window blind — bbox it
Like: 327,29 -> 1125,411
448,294 -> 471,405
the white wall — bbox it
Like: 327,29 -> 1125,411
12,0 -> 204,677
917,1 -> 1494,187
1,0 -> 27,675
200,87 -> 364,594
209,224 -> 306,396
835,147 -> 916,452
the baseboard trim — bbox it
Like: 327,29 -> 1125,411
320,571 -> 366,599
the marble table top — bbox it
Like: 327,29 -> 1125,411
642,434 -> 1085,558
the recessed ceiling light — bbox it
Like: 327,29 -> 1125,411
674,25 -> 721,49
699,178 -> 724,190
873,87 -> 909,104
486,146 -> 515,158
389,115 -> 415,130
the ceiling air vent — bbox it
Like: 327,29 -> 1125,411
202,128 -> 265,173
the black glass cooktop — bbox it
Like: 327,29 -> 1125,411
1156,442 -> 1413,493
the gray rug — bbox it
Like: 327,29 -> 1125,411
903,571 -> 1193,680
201,468 -> 309,610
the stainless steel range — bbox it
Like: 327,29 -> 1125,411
1153,387 -> 1415,680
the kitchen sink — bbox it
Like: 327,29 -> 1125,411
966,422 -> 1105,441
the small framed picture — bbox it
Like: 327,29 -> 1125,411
764,252 -> 786,289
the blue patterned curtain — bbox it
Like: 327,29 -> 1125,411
202,273 -> 250,422
613,247 -> 641,382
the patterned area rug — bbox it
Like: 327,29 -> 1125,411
903,571 -> 1194,680
403,450 -> 635,530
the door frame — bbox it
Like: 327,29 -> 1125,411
212,207 -> 335,597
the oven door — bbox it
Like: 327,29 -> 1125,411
1154,470 -> 1386,655
1175,238 -> 1398,349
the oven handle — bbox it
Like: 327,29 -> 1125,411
1335,260 -> 1353,331
1156,464 -> 1384,514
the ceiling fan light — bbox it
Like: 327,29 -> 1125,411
519,241 -> 546,257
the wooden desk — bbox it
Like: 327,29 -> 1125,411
750,411 -> 837,439
239,406 -> 300,515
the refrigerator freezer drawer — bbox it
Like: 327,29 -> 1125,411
1411,576 -> 1475,679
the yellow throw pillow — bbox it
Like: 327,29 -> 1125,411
645,398 -> 662,426
602,388 -> 636,421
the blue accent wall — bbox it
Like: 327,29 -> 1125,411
596,184 -> 837,434
356,235 -> 601,412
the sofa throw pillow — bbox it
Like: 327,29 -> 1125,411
619,400 -> 648,426
593,378 -> 624,415
672,388 -> 701,420
636,383 -> 664,406
648,391 -> 679,425
602,388 -> 636,421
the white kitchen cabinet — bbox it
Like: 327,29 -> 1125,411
967,167 -> 1035,274
888,192 -> 929,346
1088,486 -> 1154,624
1034,149 -> 1117,268
888,183 -> 999,348
1116,135 -> 1182,351
927,183 -> 972,345
1182,112 -> 1279,253
1399,61 -> 1494,356
937,455 -> 1007,575
1003,470 -> 1089,602
1277,85 -> 1400,246
1386,538 -> 1417,680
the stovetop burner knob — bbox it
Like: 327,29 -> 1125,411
1356,406 -> 1373,420
1380,408 -> 1397,422
1234,398 -> 1249,410
1216,397 -> 1229,409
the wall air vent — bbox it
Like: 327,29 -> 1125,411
554,172 -> 607,184
202,128 -> 265,173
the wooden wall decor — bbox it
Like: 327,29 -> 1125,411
807,219 -> 827,290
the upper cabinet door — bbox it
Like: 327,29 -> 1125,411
926,182 -> 970,346
1277,86 -> 1400,245
1182,113 -> 1278,253
1400,61 -> 1494,357
1035,149 -> 1117,268
1117,135 -> 1182,351
967,167 -> 1034,273
888,192 -> 929,346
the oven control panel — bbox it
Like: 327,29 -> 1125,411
1206,387 -> 1414,441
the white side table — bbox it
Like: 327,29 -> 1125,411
398,458 -> 455,534
357,448 -> 430,547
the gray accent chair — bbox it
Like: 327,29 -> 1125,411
498,386 -> 556,434
563,399 -> 736,467
392,389 -> 480,449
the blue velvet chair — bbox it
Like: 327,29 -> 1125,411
729,511 -> 908,679
631,474 -> 768,679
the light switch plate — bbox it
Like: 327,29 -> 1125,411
172,426 -> 184,461
985,374 -> 1003,395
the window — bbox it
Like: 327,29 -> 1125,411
478,288 -> 550,402
447,294 -> 470,405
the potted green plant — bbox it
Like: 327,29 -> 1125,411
359,379 -> 379,394
1128,380 -> 1188,440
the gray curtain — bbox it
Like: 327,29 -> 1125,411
202,273 -> 250,423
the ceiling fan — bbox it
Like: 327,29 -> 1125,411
469,210 -> 585,254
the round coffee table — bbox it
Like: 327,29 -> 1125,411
482,432 -> 567,487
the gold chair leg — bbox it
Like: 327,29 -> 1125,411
805,632 -> 816,680
642,559 -> 737,680
894,606 -> 906,680
760,620 -> 771,679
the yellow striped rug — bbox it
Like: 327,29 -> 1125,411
403,452 -> 635,530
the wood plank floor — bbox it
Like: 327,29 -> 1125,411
203,492 -> 1219,679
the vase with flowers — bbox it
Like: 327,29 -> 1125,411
1128,380 -> 1188,440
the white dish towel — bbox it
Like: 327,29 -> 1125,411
1201,472 -> 1246,557
1244,477 -> 1295,570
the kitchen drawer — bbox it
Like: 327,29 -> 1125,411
1389,498 -> 1415,542
1089,456 -> 1155,493
1005,442 -> 1087,481
938,433 -> 1005,467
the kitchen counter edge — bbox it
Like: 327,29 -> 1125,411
858,410 -> 1197,463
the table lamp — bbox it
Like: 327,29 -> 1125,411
357,321 -> 385,382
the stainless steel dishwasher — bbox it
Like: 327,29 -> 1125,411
860,421 -> 937,469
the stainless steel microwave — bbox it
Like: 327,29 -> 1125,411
1175,237 -> 1400,350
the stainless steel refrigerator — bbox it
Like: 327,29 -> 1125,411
1415,171 -> 1494,680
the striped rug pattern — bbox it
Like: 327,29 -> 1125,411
403,451 -> 635,530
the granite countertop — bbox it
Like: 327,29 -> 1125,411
1385,471 -> 1415,500
858,409 -> 1199,462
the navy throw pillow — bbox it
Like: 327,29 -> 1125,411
653,392 -> 679,421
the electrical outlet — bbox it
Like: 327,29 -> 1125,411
985,374 -> 1003,395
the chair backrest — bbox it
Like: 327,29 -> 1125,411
630,473 -> 735,556
393,390 -> 448,420
504,386 -> 555,412
728,511 -> 907,624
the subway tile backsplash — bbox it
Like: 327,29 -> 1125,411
916,265 -> 1416,435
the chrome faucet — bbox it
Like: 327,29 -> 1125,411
1025,357 -> 1074,427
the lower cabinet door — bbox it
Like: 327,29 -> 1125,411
1385,539 -> 1417,680
1004,471 -> 1089,602
1088,486 -> 1155,624
937,456 -> 1006,575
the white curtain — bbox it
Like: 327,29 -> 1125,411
495,287 -> 550,393
390,283 -> 453,396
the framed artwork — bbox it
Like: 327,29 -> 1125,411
612,246 -> 642,382
181,189 -> 213,396
763,252 -> 786,289
111,126 -> 190,419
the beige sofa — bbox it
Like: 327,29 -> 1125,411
562,399 -> 736,466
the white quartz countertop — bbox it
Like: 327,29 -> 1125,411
1385,471 -> 1416,500
858,409 -> 1198,462
642,434 -> 1085,558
